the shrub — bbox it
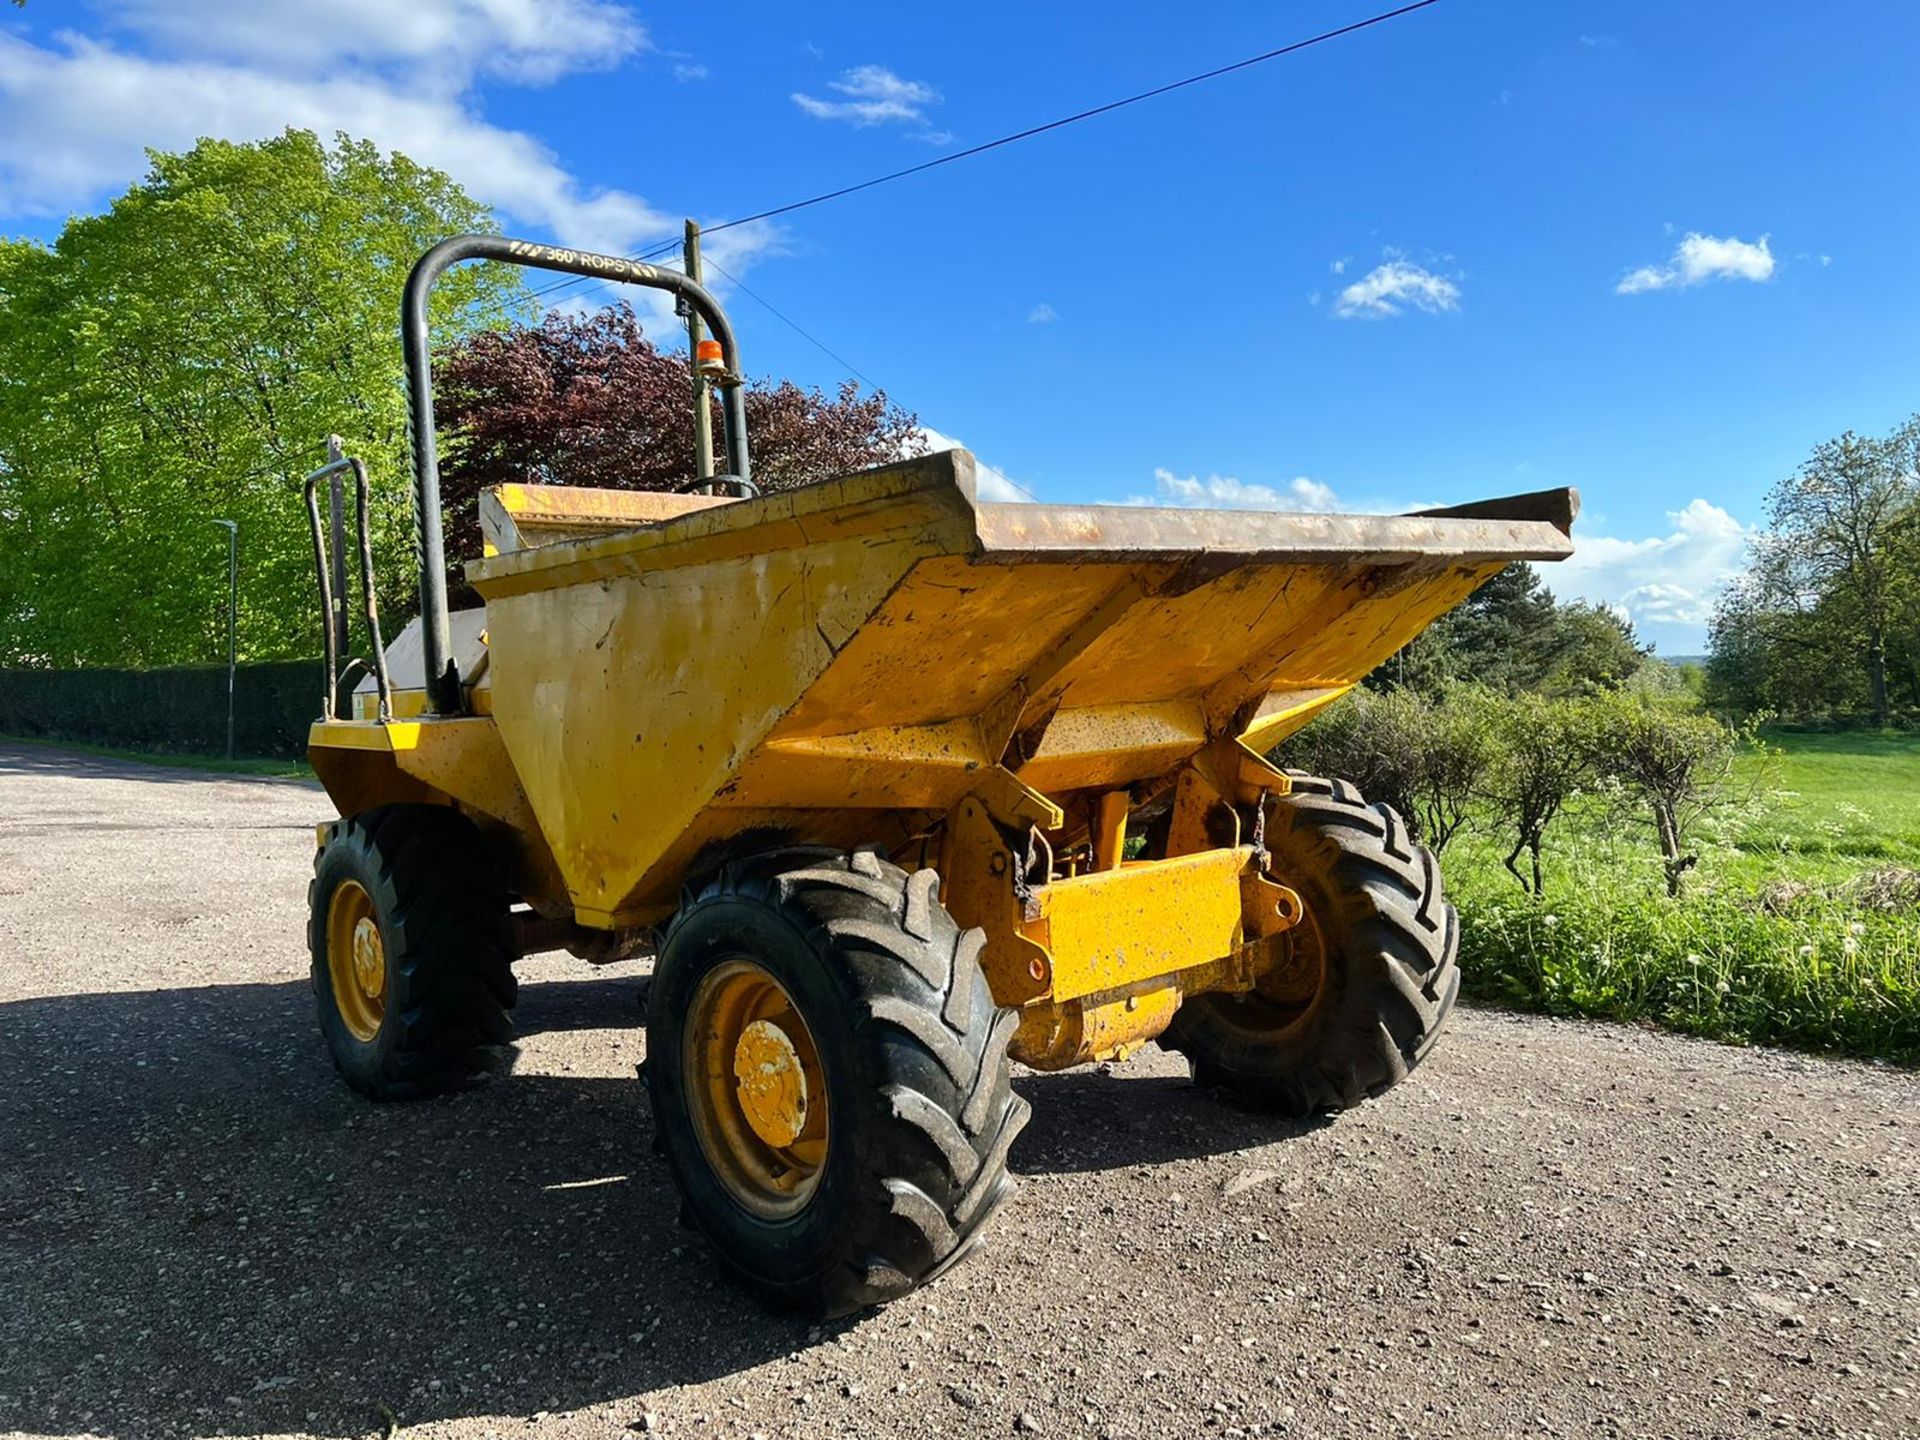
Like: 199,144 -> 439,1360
1478,693 -> 1598,894
1278,686 -> 1494,852
1587,693 -> 1765,896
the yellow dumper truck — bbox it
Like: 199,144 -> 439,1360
303,236 -> 1576,1316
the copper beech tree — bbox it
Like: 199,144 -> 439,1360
435,302 -> 923,564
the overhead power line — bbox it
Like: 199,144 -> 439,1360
474,1 -> 1444,498
676,0 -> 1442,240
702,257 -> 880,393
510,0 -> 1441,313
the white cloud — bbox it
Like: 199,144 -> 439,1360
792,65 -> 937,127
0,6 -> 780,333
913,427 -> 1031,503
1549,498 -> 1753,635
1027,302 -> 1057,324
98,0 -> 646,85
1330,257 -> 1349,275
1333,260 -> 1461,319
1615,232 -> 1775,294
1131,469 -> 1341,513
0,31 -> 640,249
672,61 -> 708,82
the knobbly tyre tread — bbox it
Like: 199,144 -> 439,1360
647,846 -> 1028,1318
1162,772 -> 1459,1117
308,805 -> 518,1101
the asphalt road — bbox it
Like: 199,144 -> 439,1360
1,742 -> 1916,1440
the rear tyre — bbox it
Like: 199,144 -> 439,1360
1162,773 -> 1458,1116
308,805 -> 518,1101
646,847 -> 1027,1319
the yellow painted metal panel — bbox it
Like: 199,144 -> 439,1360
771,555 -> 1143,739
480,482 -> 735,555
354,686 -> 494,720
478,462 -> 980,921
1234,686 -> 1352,754
1037,565 -> 1353,710
1268,561 -> 1501,685
310,719 -> 415,752
1026,846 -> 1252,1003
718,721 -> 994,811
1014,700 -> 1207,793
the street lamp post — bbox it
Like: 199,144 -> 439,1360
212,519 -> 238,760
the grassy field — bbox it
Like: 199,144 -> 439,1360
1449,728 -> 1920,1063
1734,728 -> 1920,874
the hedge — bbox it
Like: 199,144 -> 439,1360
0,660 -> 327,759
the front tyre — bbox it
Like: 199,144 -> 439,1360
308,806 -> 518,1101
646,848 -> 1028,1318
1162,774 -> 1459,1116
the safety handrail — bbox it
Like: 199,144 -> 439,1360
303,453 -> 393,723
402,234 -> 755,714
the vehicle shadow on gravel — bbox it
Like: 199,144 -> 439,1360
0,974 -> 1319,1438
1012,1066 -> 1326,1174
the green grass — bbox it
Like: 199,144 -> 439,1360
0,733 -> 313,780
1732,727 -> 1920,874
1448,728 -> 1920,1063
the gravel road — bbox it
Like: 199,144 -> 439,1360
2,742 -> 1917,1440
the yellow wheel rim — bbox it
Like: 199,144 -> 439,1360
326,878 -> 386,1044
684,959 -> 829,1219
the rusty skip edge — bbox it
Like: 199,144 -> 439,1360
463,447 -> 1577,592
973,490 -> 1579,567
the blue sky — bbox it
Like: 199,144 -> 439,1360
5,2 -> 1918,653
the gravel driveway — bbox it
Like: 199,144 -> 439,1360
1,742 -> 1916,1440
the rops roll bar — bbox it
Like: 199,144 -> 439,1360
401,234 -> 755,714
303,451 -> 392,723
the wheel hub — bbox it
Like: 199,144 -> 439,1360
350,916 -> 385,1001
733,1018 -> 808,1148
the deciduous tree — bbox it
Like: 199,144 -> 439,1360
1589,693 -> 1751,896
1382,562 -> 1647,698
1716,421 -> 1920,726
0,130 -> 525,667
1278,684 -> 1495,854
1481,694 -> 1597,894
434,303 -> 921,566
